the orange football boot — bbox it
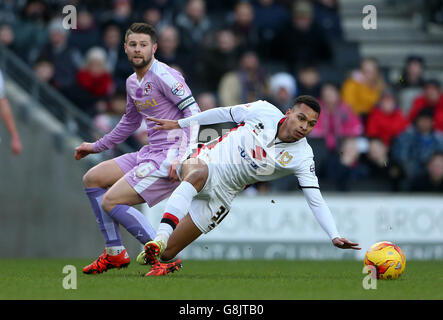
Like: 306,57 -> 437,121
82,249 -> 130,274
145,259 -> 182,276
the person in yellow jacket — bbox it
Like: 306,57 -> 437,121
341,58 -> 385,119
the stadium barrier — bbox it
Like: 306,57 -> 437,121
144,194 -> 443,260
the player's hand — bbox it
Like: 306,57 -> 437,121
146,117 -> 180,130
10,135 -> 22,156
74,142 -> 95,160
332,237 -> 361,250
168,160 -> 180,182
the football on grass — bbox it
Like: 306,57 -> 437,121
364,241 -> 406,280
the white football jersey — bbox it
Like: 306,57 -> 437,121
194,100 -> 319,194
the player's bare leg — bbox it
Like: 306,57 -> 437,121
140,158 -> 208,266
83,159 -> 125,189
162,213 -> 202,261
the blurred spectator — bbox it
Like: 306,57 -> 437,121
268,72 -> 297,113
175,0 -> 212,55
196,91 -> 217,112
296,65 -> 321,97
325,137 -> 368,191
156,25 -> 193,83
13,0 -> 51,64
366,90 -> 409,147
76,47 -> 114,97
411,152 -> 443,192
101,23 -> 121,72
33,58 -> 55,84
365,138 -> 389,170
100,22 -> 132,91
73,47 -> 114,115
341,58 -> 385,121
428,0 -> 443,26
358,138 -> 396,190
408,79 -> 443,132
218,51 -> 269,106
38,17 -> 81,93
93,90 -> 126,138
140,5 -> 169,31
313,0 -> 343,39
199,28 -> 240,92
93,90 -> 142,155
226,1 -> 260,53
391,107 -> 443,190
0,24 -> 18,53
253,0 -> 290,56
68,8 -> 101,55
397,55 -> 425,90
311,82 -> 363,152
395,55 -> 426,115
273,0 -> 332,72
0,0 -> 21,26
196,92 -> 225,143
100,0 -> 133,32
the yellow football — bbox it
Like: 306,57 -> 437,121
364,241 -> 406,280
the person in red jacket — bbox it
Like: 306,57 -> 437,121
76,46 -> 115,98
366,90 -> 409,147
409,79 -> 443,132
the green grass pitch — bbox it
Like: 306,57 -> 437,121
1,259 -> 442,300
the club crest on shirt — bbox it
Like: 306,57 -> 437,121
144,82 -> 152,95
278,151 -> 293,166
171,82 -> 185,96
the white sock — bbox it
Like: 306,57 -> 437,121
105,245 -> 125,256
155,181 -> 198,242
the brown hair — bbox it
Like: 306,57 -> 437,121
125,23 -> 157,43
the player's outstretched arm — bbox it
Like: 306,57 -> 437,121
147,104 -> 250,130
0,97 -> 22,155
74,142 -> 96,160
302,187 -> 360,250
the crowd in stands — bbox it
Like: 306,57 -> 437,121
1,0 -> 442,193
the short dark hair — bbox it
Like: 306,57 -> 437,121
292,95 -> 321,115
125,23 -> 157,43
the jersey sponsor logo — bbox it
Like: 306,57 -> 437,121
277,151 -> 293,167
251,145 -> 267,161
171,82 -> 185,96
144,82 -> 152,95
134,98 -> 158,111
238,146 -> 259,169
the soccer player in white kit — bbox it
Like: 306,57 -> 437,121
139,95 -> 361,275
